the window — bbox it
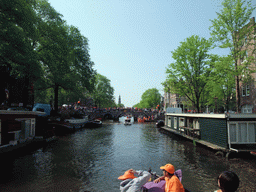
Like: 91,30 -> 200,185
228,122 -> 256,144
229,124 -> 237,143
193,119 -> 200,129
238,123 -> 247,143
242,85 -> 250,96
168,117 -> 171,127
188,118 -> 193,128
246,85 -> 250,96
242,86 -> 246,96
174,117 -> 177,129
179,118 -> 185,127
242,105 -> 252,113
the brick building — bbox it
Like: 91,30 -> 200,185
164,92 -> 186,112
239,17 -> 256,113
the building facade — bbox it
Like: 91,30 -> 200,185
239,17 -> 256,113
164,92 -> 186,112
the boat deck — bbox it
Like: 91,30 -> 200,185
160,126 -> 228,152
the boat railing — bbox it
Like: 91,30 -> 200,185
178,126 -> 201,139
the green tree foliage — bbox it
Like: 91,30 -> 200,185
67,26 -> 96,92
33,0 -> 96,110
164,35 -> 214,112
34,0 -> 73,111
0,0 -> 41,79
207,55 -> 236,112
209,0 -> 256,112
92,74 -> 115,108
116,103 -> 125,108
0,0 -> 43,106
133,88 -> 161,109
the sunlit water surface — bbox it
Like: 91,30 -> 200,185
0,122 -> 255,192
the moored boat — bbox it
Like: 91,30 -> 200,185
84,119 -> 102,128
156,120 -> 164,128
47,116 -> 89,134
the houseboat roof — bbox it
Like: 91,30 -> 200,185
166,113 -> 256,119
0,110 -> 45,116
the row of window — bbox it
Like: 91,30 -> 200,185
167,117 -> 200,129
229,122 -> 256,144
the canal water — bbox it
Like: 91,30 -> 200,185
0,121 -> 255,192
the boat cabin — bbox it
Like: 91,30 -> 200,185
0,110 -> 44,146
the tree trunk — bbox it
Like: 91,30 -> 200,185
23,77 -> 29,108
54,83 -> 59,115
196,97 -> 200,113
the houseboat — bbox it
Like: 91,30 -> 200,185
163,113 -> 256,158
0,110 -> 46,155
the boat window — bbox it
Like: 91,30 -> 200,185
179,118 -> 185,127
174,117 -> 177,129
188,118 -> 193,128
248,123 -> 256,142
238,123 -> 247,143
193,119 -> 200,130
229,124 -> 237,143
167,117 -> 171,127
229,122 -> 256,144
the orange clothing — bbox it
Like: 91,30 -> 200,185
165,175 -> 184,192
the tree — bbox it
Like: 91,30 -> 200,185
92,74 -> 115,108
164,35 -> 214,112
209,0 -> 256,112
0,0 -> 43,105
133,88 -> 161,109
34,0 -> 95,111
116,103 -> 125,108
0,0 -> 39,76
206,55 -> 236,112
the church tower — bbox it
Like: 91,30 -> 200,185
118,95 -> 121,105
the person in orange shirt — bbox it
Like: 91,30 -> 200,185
154,164 -> 184,192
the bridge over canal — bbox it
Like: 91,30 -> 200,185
84,109 -> 164,121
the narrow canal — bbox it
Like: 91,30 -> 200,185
0,120 -> 255,192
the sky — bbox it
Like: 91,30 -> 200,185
47,0 -> 255,107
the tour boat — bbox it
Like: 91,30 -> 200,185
124,118 -> 132,125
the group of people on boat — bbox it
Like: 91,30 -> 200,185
137,115 -> 154,123
118,163 -> 240,192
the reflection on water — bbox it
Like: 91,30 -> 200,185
0,122 -> 255,192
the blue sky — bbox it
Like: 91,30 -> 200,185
48,0 -> 255,107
